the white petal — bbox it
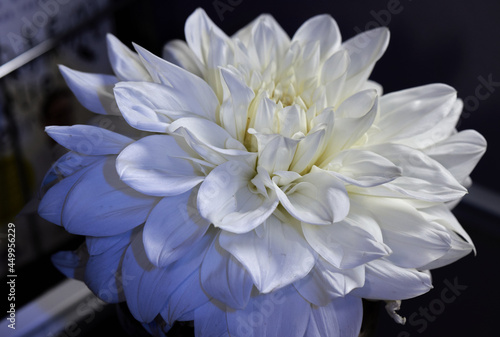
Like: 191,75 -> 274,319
322,148 -> 402,187
360,197 -> 452,269
122,228 -> 213,323
276,168 -> 349,225
59,65 -> 120,115
251,131 -> 299,173
134,44 -> 219,122
305,295 -> 363,337
365,143 -> 467,202
324,89 -> 378,156
370,84 -> 457,144
302,220 -> 391,269
342,27 -> 389,95
290,127 -> 327,174
106,33 -> 151,81
219,215 -> 316,293
168,117 -> 253,165
351,259 -> 433,300
200,235 -> 253,309
277,104 -> 308,138
219,68 -> 255,142
198,160 -> 278,233
321,50 -> 350,107
162,39 -> 204,77
62,157 -> 156,236
425,129 -> 487,184
45,125 -> 133,155
143,188 -> 210,267
294,257 -> 365,306
116,135 -> 205,197
226,285 -> 311,337
293,14 -> 341,61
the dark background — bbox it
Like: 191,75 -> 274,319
1,0 -> 499,336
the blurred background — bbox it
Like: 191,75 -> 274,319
0,0 -> 498,336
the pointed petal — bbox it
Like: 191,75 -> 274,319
198,160 -> 278,233
425,130 -> 487,184
342,27 -> 389,95
322,149 -> 402,187
116,135 -> 205,197
305,295 -> 363,337
294,257 -> 365,306
134,44 -> 219,122
62,157 -> 156,236
365,143 -> 467,202
106,34 -> 151,81
201,235 -> 253,309
370,84 -> 457,145
302,220 -> 390,269
293,14 -> 341,61
59,65 -> 120,115
226,285 -> 310,337
162,39 -> 203,77
219,215 -> 316,293
45,125 -> 133,155
144,189 -> 210,267
250,131 -> 299,173
276,168 -> 349,225
51,250 -> 86,280
351,259 -> 433,300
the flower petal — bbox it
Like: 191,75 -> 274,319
201,235 -> 254,309
322,149 -> 402,187
45,125 -> 133,155
292,14 -> 341,61
365,143 -> 467,202
342,27 -> 389,95
194,301 -> 230,337
276,168 -> 349,225
62,157 -> 156,236
226,285 -> 310,337
250,131 -> 299,173
351,259 -> 433,300
219,214 -> 316,293
370,84 -> 457,145
425,130 -> 487,184
198,160 -> 278,233
144,188 -> 210,267
116,135 -> 205,197
162,39 -> 203,77
302,220 -> 391,269
294,257 -> 365,306
106,33 -> 151,81
59,65 -> 120,115
305,295 -> 363,337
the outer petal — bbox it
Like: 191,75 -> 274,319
45,125 -> 133,155
424,129 -> 487,184
116,135 -> 206,197
134,43 -> 219,122
275,168 -> 349,225
342,27 -> 389,95
198,160 -> 278,233
369,84 -> 457,145
294,257 -> 365,306
106,34 -> 151,81
305,295 -> 363,337
59,65 -> 120,115
200,235 -> 254,309
351,259 -> 433,300
364,143 -> 467,202
302,220 -> 391,269
226,285 -> 311,337
292,14 -> 341,61
219,215 -> 316,293
143,188 -> 210,267
61,157 -> 156,236
162,39 -> 204,77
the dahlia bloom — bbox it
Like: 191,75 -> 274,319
39,8 -> 486,336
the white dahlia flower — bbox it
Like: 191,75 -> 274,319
39,8 -> 486,337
